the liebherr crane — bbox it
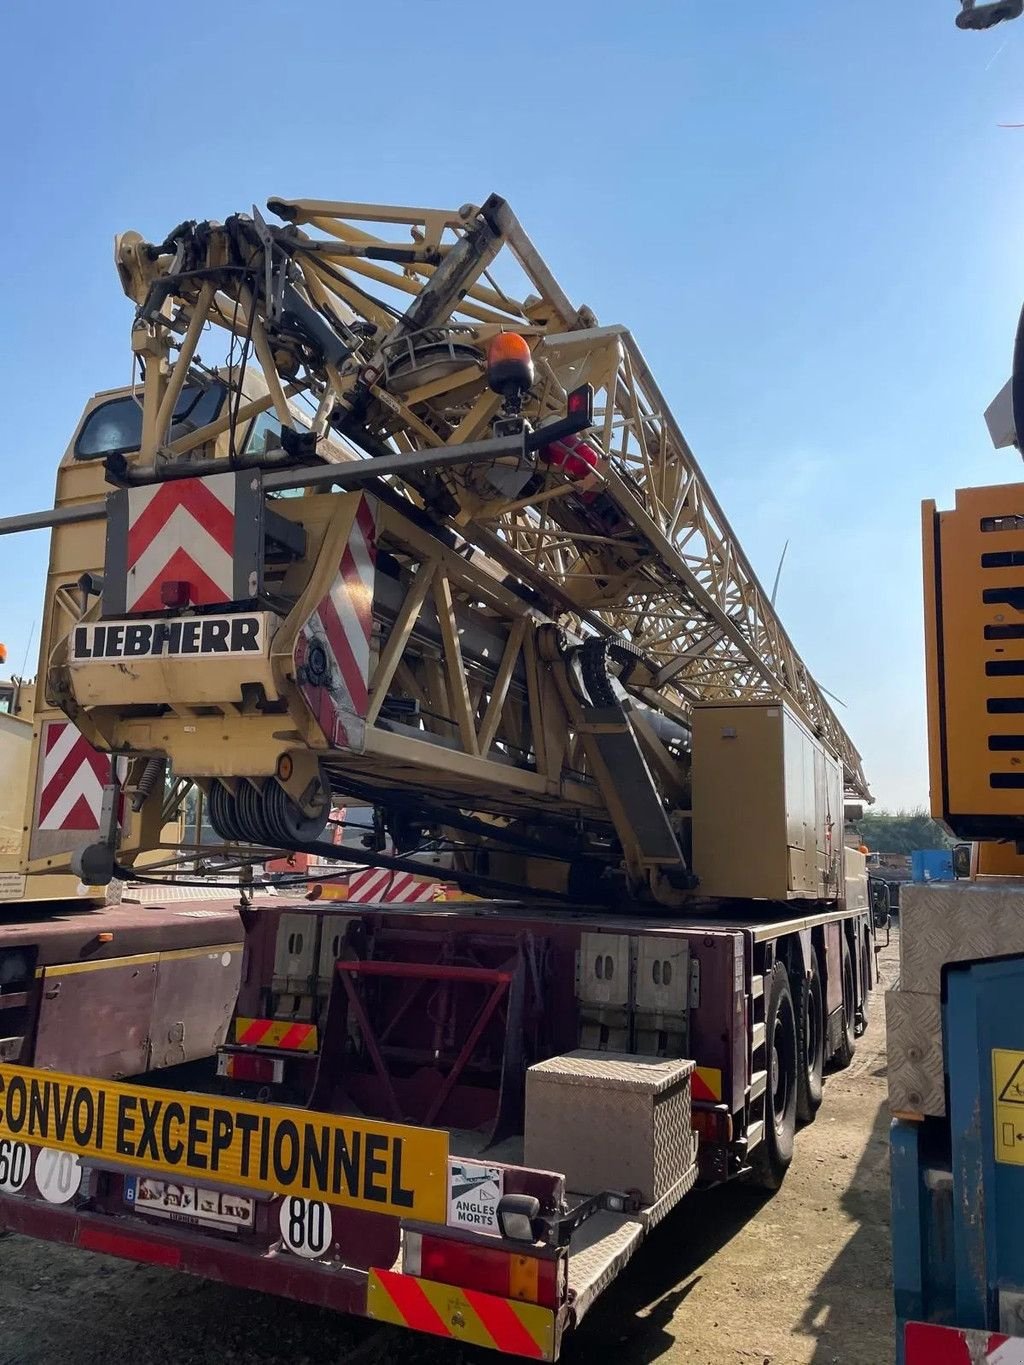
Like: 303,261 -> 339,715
6,194 -> 868,907
0,194 -> 879,1359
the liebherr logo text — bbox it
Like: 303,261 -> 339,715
0,1066 -> 448,1222
71,616 -> 263,661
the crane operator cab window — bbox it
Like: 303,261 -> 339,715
245,410 -> 310,499
73,383 -> 227,460
72,379 -> 314,495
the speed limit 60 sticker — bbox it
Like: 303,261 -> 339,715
0,1138 -> 30,1193
0,1140 -> 82,1203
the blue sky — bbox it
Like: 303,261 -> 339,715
1,1 -> 1021,809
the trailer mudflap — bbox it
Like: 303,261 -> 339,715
368,1267 -> 557,1360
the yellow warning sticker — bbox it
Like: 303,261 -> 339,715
992,1049 -> 1024,1165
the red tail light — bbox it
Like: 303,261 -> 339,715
160,580 -> 192,608
216,1051 -> 283,1084
566,384 -> 593,421
691,1107 -> 733,1143
404,1230 -> 565,1310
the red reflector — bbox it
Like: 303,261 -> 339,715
224,1053 -> 279,1083
79,1223 -> 182,1269
159,579 -> 192,608
417,1235 -> 561,1310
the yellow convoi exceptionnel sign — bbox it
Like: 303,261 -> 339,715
0,1064 -> 448,1222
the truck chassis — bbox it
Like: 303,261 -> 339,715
0,894 -> 874,1360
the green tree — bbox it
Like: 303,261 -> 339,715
852,808 -> 953,856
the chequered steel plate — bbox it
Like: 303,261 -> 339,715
528,1049 -> 694,1093
901,882 -> 1024,994
886,989 -> 945,1117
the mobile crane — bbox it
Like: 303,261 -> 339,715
0,194 -> 875,1359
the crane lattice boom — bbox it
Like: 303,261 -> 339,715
115,195 -> 867,800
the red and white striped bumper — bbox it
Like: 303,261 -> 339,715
905,1321 -> 1024,1363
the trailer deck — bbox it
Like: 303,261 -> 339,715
0,883 -> 874,1361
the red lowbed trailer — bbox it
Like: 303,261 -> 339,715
0,893 -> 873,1359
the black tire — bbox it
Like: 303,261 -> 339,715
858,933 -> 872,1034
832,934 -> 857,1070
871,879 -> 890,931
750,961 -> 799,1190
796,952 -> 825,1124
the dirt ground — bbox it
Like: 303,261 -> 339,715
0,934 -> 899,1365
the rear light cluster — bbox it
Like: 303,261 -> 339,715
403,1229 -> 566,1310
691,1106 -> 733,1144
216,1051 -> 283,1084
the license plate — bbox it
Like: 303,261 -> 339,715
125,1176 -> 254,1229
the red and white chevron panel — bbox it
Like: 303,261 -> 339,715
345,868 -> 443,903
295,495 -> 377,749
37,721 -> 108,832
125,472 -> 236,612
904,1322 -> 1017,1363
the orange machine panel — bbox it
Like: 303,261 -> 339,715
923,483 -> 1024,840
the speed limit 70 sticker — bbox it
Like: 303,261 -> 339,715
34,1148 -> 82,1204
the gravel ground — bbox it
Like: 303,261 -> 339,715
0,933 -> 899,1365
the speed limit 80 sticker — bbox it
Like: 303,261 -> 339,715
279,1196 -> 333,1259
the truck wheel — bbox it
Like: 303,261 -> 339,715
831,935 -> 857,1070
750,962 -> 798,1190
796,952 -> 824,1124
857,933 -> 872,1034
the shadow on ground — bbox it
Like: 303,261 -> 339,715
801,1099 -> 892,1363
562,1182 -> 774,1363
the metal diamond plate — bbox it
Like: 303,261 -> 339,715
641,1162 -> 700,1230
901,883 -> 1024,994
526,1051 -> 696,1204
567,1211 -> 644,1322
528,1050 -> 694,1093
886,990 -> 945,1117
